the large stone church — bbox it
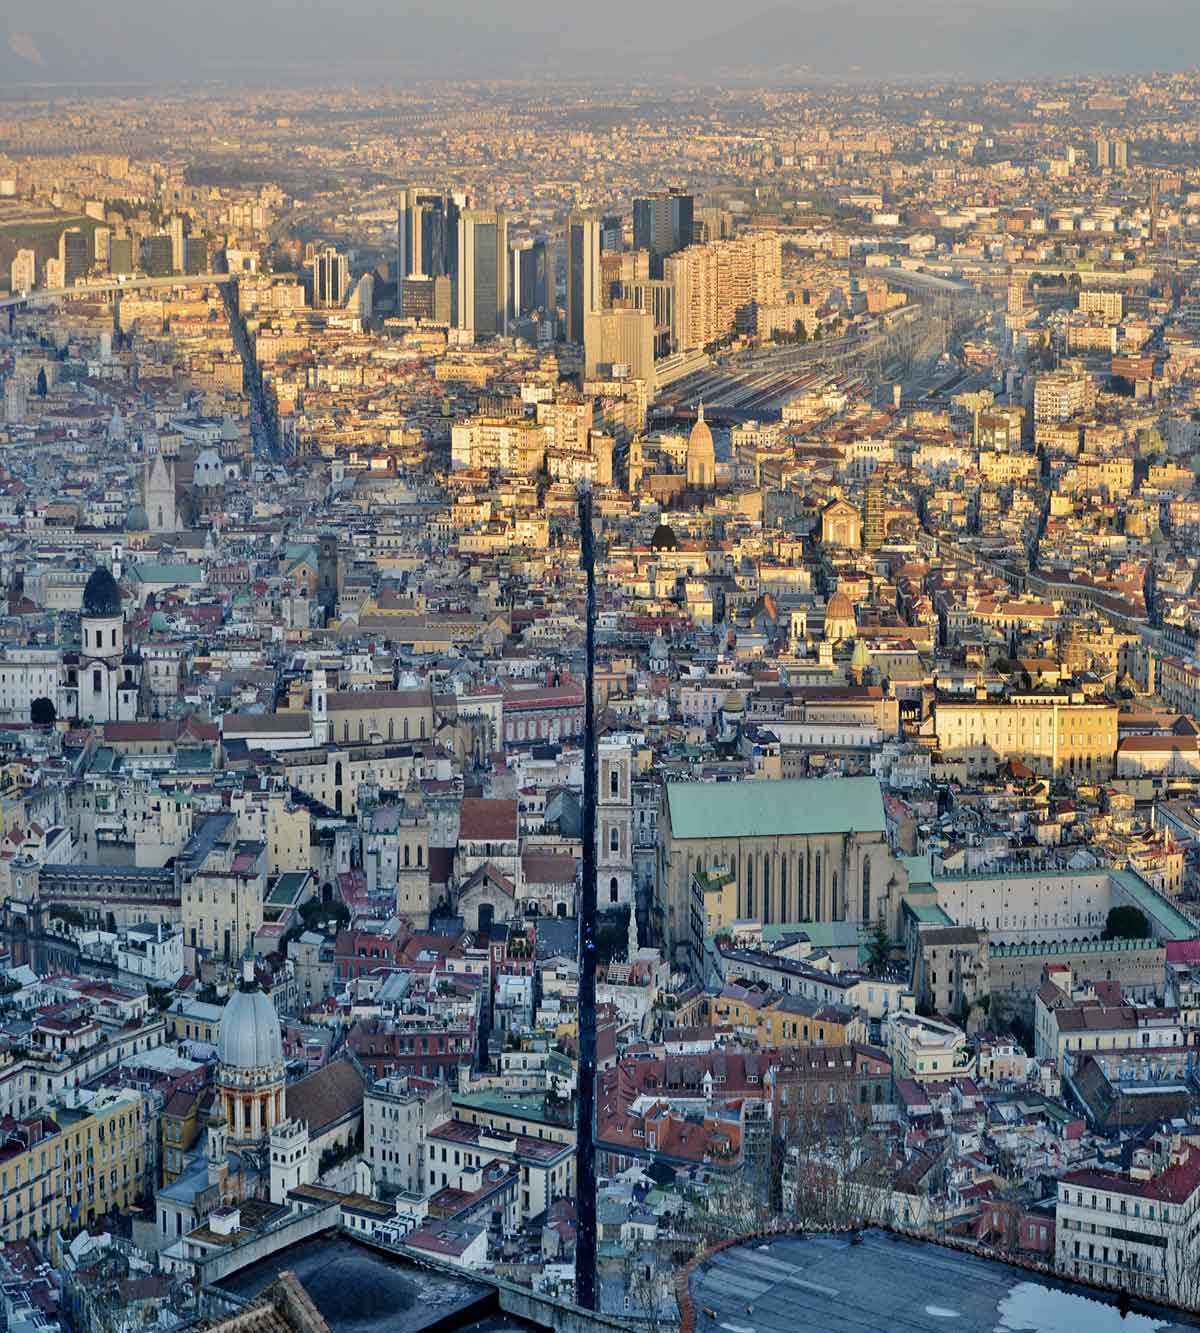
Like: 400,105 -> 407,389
0,565 -> 143,725
655,775 -> 907,975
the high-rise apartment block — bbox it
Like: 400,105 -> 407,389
1034,369 -> 1097,423
665,233 -> 782,353
1078,289 -> 1123,322
168,215 -> 186,273
566,211 -> 601,345
10,249 -> 35,294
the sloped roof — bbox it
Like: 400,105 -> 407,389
285,1055 -> 365,1136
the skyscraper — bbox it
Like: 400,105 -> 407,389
397,186 -> 466,283
457,209 -> 508,338
1095,136 -> 1111,170
59,228 -> 90,285
600,215 -> 623,253
633,190 -> 694,278
1113,138 -> 1128,170
566,211 -> 601,345
314,246 -> 349,308
511,237 -> 553,321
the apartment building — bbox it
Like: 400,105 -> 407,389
1056,1133 -> 1200,1300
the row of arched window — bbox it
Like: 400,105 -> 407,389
698,848 -> 874,925
341,715 -> 427,743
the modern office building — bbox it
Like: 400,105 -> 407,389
511,237 -> 552,321
600,214 -> 623,252
59,227 -> 90,285
583,306 -> 655,390
457,209 -> 508,338
565,211 -> 601,345
401,274 -> 453,323
397,185 -> 467,285
633,189 -> 694,277
314,246 -> 349,308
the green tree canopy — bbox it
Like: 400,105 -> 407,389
1102,905 -> 1150,941
30,697 -> 55,727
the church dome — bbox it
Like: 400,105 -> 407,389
82,566 -> 122,618
688,404 -> 714,458
826,590 -> 854,622
126,502 -> 149,532
217,969 -> 283,1071
650,523 -> 678,551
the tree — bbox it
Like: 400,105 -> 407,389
30,697 -> 55,727
778,1101 -> 901,1232
1103,905 -> 1150,940
35,367 -> 47,398
866,922 -> 895,976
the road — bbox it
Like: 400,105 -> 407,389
221,278 -> 283,464
0,271 -> 232,310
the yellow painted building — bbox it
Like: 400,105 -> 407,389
0,1119 -> 62,1243
696,867 -> 739,935
53,1088 -> 148,1226
706,986 -> 866,1049
928,695 -> 1117,780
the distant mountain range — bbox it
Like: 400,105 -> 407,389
3,1 -> 1198,88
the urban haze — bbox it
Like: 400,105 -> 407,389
3,18 -> 1200,1333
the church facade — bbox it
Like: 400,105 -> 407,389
656,776 -> 905,974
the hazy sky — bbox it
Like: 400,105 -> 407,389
3,0 -> 1199,86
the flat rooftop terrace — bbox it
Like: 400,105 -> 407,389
688,1229 -> 1200,1333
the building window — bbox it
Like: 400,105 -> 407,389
610,768 -> 619,798
862,858 -> 871,924
610,877 -> 619,904
93,669 -> 102,693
